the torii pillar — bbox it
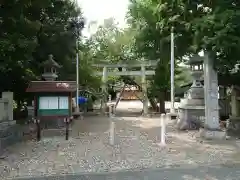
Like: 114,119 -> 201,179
141,65 -> 148,116
101,66 -> 108,113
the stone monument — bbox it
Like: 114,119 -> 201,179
199,52 -> 226,139
177,54 -> 205,130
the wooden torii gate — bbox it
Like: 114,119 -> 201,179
92,61 -> 158,116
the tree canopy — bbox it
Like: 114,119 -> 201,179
0,0 -> 84,104
128,0 -> 240,72
2,0 -> 239,112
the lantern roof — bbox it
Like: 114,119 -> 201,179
188,54 -> 203,65
41,54 -> 61,68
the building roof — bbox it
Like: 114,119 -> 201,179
26,81 -> 76,93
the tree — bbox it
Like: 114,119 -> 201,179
127,0 -> 240,112
129,0 -> 240,74
127,0 -> 190,112
0,0 -> 84,105
84,18 -> 139,89
78,42 -> 101,90
86,18 -> 136,64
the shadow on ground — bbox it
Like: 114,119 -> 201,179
12,164 -> 240,180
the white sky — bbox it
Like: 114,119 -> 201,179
77,0 -> 129,36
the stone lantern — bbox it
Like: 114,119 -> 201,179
177,54 -> 205,130
42,54 -> 61,81
189,54 -> 204,91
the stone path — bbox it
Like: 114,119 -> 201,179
0,115 -> 240,179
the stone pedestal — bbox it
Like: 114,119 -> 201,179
227,116 -> 240,137
228,87 -> 240,137
177,106 -> 205,130
199,128 -> 226,140
177,79 -> 205,129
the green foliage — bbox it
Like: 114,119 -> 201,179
129,0 -> 240,72
128,0 -> 240,101
190,1 -> 240,72
127,0 -> 189,102
86,18 -> 137,64
84,18 -> 139,87
78,47 -> 101,90
0,0 -> 83,104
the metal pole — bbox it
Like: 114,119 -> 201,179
74,0 -> 80,113
75,41 -> 79,113
170,27 -> 175,114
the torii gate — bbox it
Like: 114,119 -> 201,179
93,60 -> 158,116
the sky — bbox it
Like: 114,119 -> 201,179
77,0 -> 129,36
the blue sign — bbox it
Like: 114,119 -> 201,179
77,97 -> 88,104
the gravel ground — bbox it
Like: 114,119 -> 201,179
12,165 -> 240,180
0,115 -> 240,179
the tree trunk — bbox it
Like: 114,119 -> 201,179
148,96 -> 157,111
158,92 -> 165,113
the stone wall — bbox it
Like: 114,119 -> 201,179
0,92 -> 13,122
0,92 -> 26,154
0,122 -> 26,154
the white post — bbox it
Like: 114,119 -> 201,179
160,113 -> 166,145
109,121 -> 115,145
170,27 -> 175,114
108,95 -> 112,117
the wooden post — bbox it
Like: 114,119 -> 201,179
64,118 -> 70,140
34,118 -> 41,141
